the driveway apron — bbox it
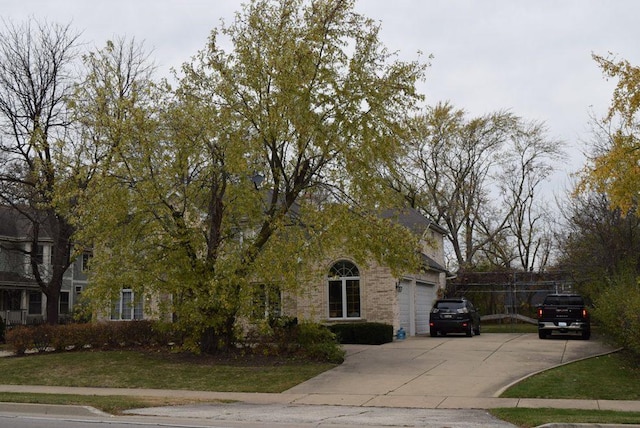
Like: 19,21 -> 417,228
284,333 -> 617,406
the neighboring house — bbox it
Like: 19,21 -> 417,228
0,206 -> 89,326
283,208 -> 448,337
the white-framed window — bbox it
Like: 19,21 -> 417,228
28,291 -> 42,315
81,252 -> 92,272
34,244 -> 45,265
328,260 -> 361,319
59,291 -> 70,315
251,284 -> 282,320
110,289 -> 143,321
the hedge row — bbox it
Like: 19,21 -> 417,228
5,321 -> 177,355
328,322 -> 394,345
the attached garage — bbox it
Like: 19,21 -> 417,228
398,279 -> 437,336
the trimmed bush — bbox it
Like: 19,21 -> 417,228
295,322 -> 344,363
5,320 -> 178,355
328,322 -> 394,345
6,326 -> 32,355
244,318 -> 344,363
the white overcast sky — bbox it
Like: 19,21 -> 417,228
3,0 -> 639,197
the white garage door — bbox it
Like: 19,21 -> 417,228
398,280 -> 411,333
415,282 -> 436,335
397,280 -> 436,336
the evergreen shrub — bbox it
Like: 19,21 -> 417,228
328,322 -> 394,345
248,317 -> 344,363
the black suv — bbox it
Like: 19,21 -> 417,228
429,298 -> 481,337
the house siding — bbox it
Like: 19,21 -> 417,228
0,211 -> 88,324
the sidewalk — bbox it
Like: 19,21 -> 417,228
0,383 -> 639,412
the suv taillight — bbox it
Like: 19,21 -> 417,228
582,308 -> 588,318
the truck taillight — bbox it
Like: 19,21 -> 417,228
537,308 -> 543,318
582,308 -> 588,318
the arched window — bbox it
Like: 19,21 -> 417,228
328,260 -> 360,319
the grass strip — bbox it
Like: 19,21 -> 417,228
501,351 -> 640,400
0,392 -> 229,414
489,408 -> 640,428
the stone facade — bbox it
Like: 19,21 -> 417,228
283,209 -> 448,334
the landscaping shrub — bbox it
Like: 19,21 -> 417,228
6,326 -> 32,355
31,324 -> 54,352
49,323 -> 91,351
5,320 -> 178,354
269,315 -> 299,353
295,322 -> 344,363
244,318 -> 344,363
328,322 -> 394,345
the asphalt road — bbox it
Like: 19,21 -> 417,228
0,405 -> 516,428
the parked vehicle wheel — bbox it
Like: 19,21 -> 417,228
474,324 -> 481,336
581,329 -> 591,340
538,330 -> 548,339
430,330 -> 438,337
466,324 -> 474,337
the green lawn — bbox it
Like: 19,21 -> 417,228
501,351 -> 640,400
490,350 -> 640,427
490,408 -> 640,427
0,350 -> 335,393
0,392 -> 205,415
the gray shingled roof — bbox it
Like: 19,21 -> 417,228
380,208 -> 449,274
0,205 -> 52,241
421,253 -> 447,273
380,208 -> 448,236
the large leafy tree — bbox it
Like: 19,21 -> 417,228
580,54 -> 640,213
79,0 -> 427,353
557,190 -> 640,287
0,19 -> 80,324
389,102 -> 563,272
0,19 -> 155,325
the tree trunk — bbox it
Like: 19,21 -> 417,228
198,315 -> 237,354
199,327 -> 219,354
45,291 -> 60,325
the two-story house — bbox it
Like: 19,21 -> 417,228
0,206 -> 89,326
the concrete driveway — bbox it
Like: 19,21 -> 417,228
284,333 -> 618,408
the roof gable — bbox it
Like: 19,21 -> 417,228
380,208 -> 446,236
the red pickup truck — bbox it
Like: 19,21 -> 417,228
537,294 -> 590,340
